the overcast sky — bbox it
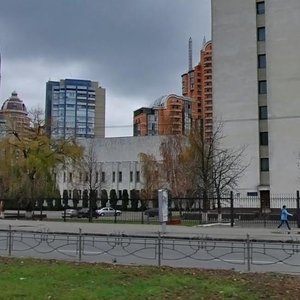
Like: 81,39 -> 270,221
0,0 -> 211,137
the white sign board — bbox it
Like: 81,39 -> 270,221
158,189 -> 168,223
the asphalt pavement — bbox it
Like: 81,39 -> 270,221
0,218 -> 299,242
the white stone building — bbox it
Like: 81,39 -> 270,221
212,0 -> 300,201
56,136 -> 163,200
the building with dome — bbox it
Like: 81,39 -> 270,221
133,94 -> 193,136
0,91 -> 30,137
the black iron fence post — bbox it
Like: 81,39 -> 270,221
8,224 -> 12,256
63,198 -> 66,222
39,199 -> 43,221
230,191 -> 234,227
157,232 -> 161,267
246,234 -> 251,272
262,207 -> 267,228
78,228 -> 82,262
89,198 -> 93,223
297,190 -> 300,228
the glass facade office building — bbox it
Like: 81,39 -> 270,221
45,79 -> 105,139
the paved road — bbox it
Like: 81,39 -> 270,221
0,217 -> 298,241
1,218 -> 300,274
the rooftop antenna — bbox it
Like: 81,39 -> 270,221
188,37 -> 193,71
202,36 -> 207,48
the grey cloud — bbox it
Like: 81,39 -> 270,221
0,0 -> 211,136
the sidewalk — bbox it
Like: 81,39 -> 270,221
0,219 -> 298,242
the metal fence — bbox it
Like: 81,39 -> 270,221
1,226 -> 300,273
3,192 -> 300,227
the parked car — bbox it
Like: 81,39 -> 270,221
144,208 -> 159,218
77,208 -> 98,218
144,208 -> 172,218
96,207 -> 122,216
61,209 -> 78,218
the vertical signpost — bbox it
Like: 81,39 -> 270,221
158,189 -> 168,233
297,190 -> 300,228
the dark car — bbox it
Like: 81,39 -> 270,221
144,208 -> 159,217
77,208 -> 98,218
144,208 -> 172,218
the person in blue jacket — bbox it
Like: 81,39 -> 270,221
277,205 -> 293,230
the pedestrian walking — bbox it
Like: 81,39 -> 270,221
277,205 -> 293,231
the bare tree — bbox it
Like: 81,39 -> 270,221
139,152 -> 162,208
77,139 -> 107,222
185,123 -> 248,222
212,147 -> 248,221
159,135 -> 196,213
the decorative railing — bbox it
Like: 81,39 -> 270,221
1,226 -> 300,273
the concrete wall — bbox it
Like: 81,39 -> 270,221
212,0 -> 300,194
266,0 -> 300,193
212,0 -> 260,193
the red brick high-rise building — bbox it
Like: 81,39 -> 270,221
181,39 -> 213,140
133,94 -> 193,136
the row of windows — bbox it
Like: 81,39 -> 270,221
257,2 -> 269,174
63,171 -> 140,183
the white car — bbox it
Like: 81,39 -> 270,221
96,207 -> 122,216
61,209 -> 78,218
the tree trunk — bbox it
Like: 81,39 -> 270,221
0,201 -> 4,219
217,194 -> 222,223
202,211 -> 208,224
217,213 -> 222,223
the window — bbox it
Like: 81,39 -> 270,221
101,172 -> 105,182
258,80 -> 267,94
85,173 -> 89,182
63,172 -> 66,183
119,171 -> 122,182
79,172 -> 82,182
96,172 -> 99,183
130,171 -> 133,182
136,171 -> 140,182
256,2 -> 265,15
259,106 -> 268,120
112,171 -> 115,183
258,54 -> 266,68
257,27 -> 265,41
260,132 -> 268,146
69,172 -> 73,182
260,158 -> 269,171
247,192 -> 258,197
